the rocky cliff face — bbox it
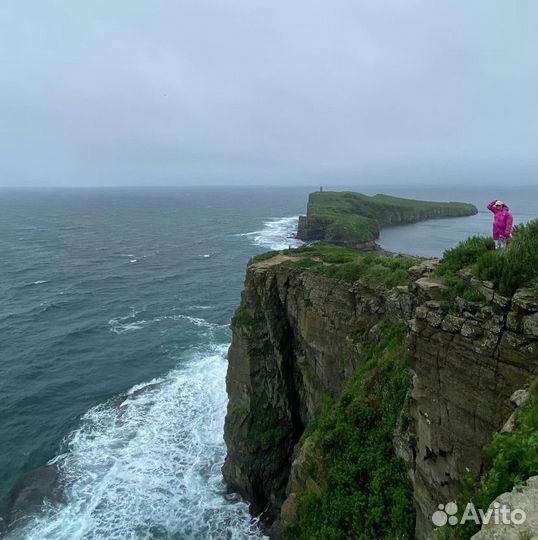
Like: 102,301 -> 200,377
296,214 -> 379,250
223,254 -> 538,538
396,281 -> 538,538
222,254 -> 407,518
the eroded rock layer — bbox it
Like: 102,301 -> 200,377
223,254 -> 538,538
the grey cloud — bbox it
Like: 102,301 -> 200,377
0,0 -> 536,186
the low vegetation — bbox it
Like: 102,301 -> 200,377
231,304 -> 254,327
279,243 -> 419,288
437,219 -> 538,295
285,321 -> 414,540
303,191 -> 477,244
252,250 -> 281,262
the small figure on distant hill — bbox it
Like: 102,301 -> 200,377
487,200 -> 513,249
320,186 -> 323,193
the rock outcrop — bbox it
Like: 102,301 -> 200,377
396,281 -> 538,538
223,253 -> 538,538
223,254 -> 411,519
470,476 -> 538,540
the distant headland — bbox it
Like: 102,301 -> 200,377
297,191 -> 478,249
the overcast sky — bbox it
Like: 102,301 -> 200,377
1,0 -> 536,187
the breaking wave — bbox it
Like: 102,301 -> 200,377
238,216 -> 303,251
10,341 -> 265,540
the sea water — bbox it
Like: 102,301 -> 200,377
0,184 -> 535,539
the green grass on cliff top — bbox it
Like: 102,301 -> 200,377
304,191 -> 477,243
253,243 -> 419,289
437,219 -> 538,295
255,217 -> 537,295
308,191 -> 477,220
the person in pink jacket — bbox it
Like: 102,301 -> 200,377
487,200 -> 513,249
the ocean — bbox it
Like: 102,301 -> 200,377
0,184 -> 535,540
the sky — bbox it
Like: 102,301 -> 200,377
0,0 -> 536,187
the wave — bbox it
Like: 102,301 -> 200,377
107,309 -> 142,334
108,312 -> 228,335
9,343 -> 265,540
170,314 -> 227,329
38,299 -> 77,314
238,216 -> 303,251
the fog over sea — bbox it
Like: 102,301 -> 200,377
0,184 -> 535,539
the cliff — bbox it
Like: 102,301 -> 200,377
223,233 -> 538,539
296,192 -> 478,248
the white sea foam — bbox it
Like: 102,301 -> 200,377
171,314 -> 225,328
112,320 -> 147,333
11,343 -> 266,540
108,309 -> 143,334
108,312 -> 228,335
30,280 -> 49,285
238,216 -> 303,251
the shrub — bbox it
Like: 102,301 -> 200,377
231,305 -> 254,327
461,287 -> 486,303
473,250 -> 503,283
437,220 -> 537,296
437,236 -> 495,276
285,322 -> 415,540
474,219 -> 538,295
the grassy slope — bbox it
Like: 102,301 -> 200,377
284,321 -> 414,540
436,219 -> 538,295
302,191 -> 478,244
253,243 -> 419,289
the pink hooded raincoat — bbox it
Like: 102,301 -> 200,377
487,200 -> 513,240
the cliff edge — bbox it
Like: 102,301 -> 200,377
223,221 -> 537,540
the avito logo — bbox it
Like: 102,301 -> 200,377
432,501 -> 527,527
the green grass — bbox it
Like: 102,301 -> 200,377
437,219 -> 538,295
437,236 -> 496,276
252,250 -> 281,262
326,214 -> 380,244
302,191 -> 477,244
280,243 -> 419,288
284,243 -> 360,263
434,384 -> 538,540
285,322 -> 414,540
231,304 -> 254,327
475,220 -> 538,294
